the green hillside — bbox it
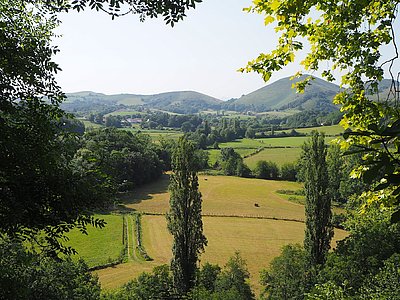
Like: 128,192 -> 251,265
142,91 -> 222,114
227,75 -> 340,112
63,91 -> 222,114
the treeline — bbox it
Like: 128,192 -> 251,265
74,127 -> 211,192
102,253 -> 254,300
76,128 -> 165,192
84,109 -> 342,138
255,132 -> 397,300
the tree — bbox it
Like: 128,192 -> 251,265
300,132 -> 333,284
281,162 -> 297,181
241,0 -> 400,221
219,147 -> 250,177
214,252 -> 254,300
254,160 -> 279,180
0,0 -> 111,254
326,144 -> 343,203
0,239 -> 101,300
76,128 -> 163,191
245,127 -> 256,139
318,208 -> 400,296
260,244 -> 306,300
167,137 -> 207,294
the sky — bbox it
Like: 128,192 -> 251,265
54,0 -> 399,100
54,0 -> 303,100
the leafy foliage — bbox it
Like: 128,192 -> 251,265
300,132 -> 333,284
260,244 -> 306,300
76,128 -> 163,191
318,208 -> 400,296
219,148 -> 251,177
167,137 -> 207,294
0,0 -> 109,254
191,252 -> 254,300
0,239 -> 100,300
243,0 -> 400,220
254,160 -> 279,180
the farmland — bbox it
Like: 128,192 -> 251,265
275,124 -> 343,136
66,175 -> 348,295
209,133 -> 339,167
66,214 -> 124,267
65,124 -> 349,295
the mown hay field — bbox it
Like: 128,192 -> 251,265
121,175 -> 306,221
65,175 -> 348,296
96,215 -> 347,294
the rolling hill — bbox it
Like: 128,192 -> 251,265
62,91 -> 223,114
224,75 -> 340,112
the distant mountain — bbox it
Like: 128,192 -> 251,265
224,75 -> 340,112
65,76 -> 396,116
366,78 -> 399,101
139,91 -> 223,114
63,91 -> 223,114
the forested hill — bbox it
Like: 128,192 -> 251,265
223,75 -> 341,112
62,90 -> 223,114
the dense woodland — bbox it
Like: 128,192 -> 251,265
1,0 -> 400,299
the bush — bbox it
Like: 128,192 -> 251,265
0,239 -> 100,300
260,244 -> 306,300
254,160 -> 279,180
280,162 -> 298,181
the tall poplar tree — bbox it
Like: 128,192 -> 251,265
300,131 -> 333,284
167,137 -> 207,294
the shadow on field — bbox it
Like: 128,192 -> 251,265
118,173 -> 170,206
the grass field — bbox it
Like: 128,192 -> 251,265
244,147 -> 302,168
72,175 -> 350,296
104,110 -> 142,117
220,138 -> 265,149
209,135 -> 336,167
120,128 -> 183,141
121,174 -> 306,221
97,215 -> 347,294
82,120 -> 103,129
276,124 -> 343,136
66,214 -> 124,267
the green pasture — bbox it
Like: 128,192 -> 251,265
219,138 -> 265,149
209,136 -> 336,167
208,149 -> 220,166
104,110 -> 143,117
66,214 -> 124,267
121,128 -> 183,141
245,147 -> 302,168
257,109 -> 300,118
82,120 -> 103,129
276,124 -> 344,136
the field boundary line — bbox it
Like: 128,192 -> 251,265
141,211 -> 305,224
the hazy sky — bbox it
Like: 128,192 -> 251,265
54,0 -> 399,100
54,0 -> 304,100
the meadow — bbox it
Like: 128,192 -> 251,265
209,133 -> 338,167
120,127 -> 183,141
244,147 -> 302,168
62,175 -> 348,295
121,174 -> 306,221
66,214 -> 124,267
275,124 -> 343,136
